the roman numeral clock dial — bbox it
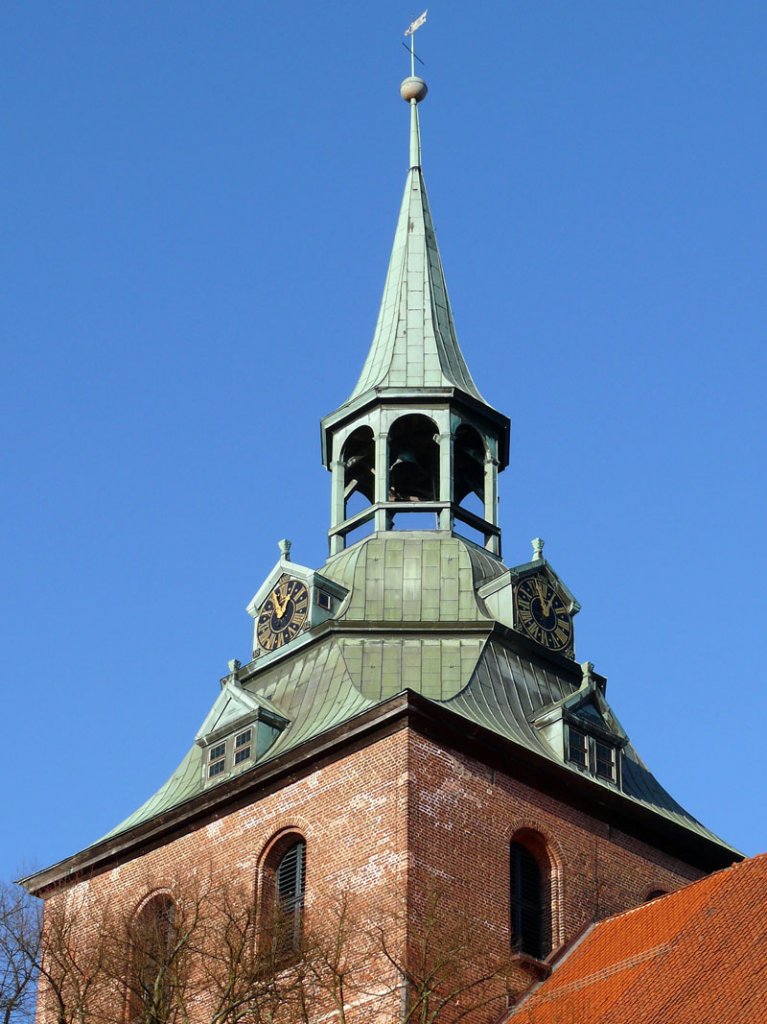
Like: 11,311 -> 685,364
515,576 -> 573,654
256,578 -> 310,652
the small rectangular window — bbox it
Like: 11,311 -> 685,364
567,727 -> 588,769
208,741 -> 227,778
234,728 -> 252,765
594,740 -> 616,781
317,591 -> 331,611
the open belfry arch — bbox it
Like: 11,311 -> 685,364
23,18 -> 739,1024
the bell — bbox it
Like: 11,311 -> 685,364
390,450 -> 419,470
389,450 -> 434,502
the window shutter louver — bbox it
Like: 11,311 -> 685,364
274,840 -> 306,948
511,842 -> 546,960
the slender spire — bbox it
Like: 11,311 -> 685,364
409,89 -> 422,169
343,76 -> 486,406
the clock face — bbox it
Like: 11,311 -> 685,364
256,578 -> 310,652
515,575 -> 573,652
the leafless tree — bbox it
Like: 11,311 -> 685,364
373,886 -> 519,1024
0,881 -> 41,1024
16,872 -> 523,1024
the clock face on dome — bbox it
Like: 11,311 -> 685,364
515,575 -> 573,653
256,578 -> 309,652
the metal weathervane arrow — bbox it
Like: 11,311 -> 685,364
403,10 -> 427,76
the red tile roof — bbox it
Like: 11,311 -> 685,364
507,853 -> 767,1024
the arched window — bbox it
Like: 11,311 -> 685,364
453,422 -> 486,513
128,893 -> 176,1022
644,889 -> 668,902
260,835 -> 307,955
510,839 -> 551,960
342,426 -> 375,517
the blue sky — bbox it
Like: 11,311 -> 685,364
2,2 -> 766,882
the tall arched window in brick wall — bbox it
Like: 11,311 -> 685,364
260,833 -> 307,955
127,893 -> 177,1022
510,835 -> 552,960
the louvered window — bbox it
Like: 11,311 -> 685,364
511,842 -> 547,960
275,840 -> 306,948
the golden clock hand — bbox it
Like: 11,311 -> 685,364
271,589 -> 286,618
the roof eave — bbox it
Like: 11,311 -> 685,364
320,386 -> 510,467
22,689 -> 739,897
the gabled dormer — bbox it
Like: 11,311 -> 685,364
195,668 -> 289,786
246,540 -> 349,662
531,662 -> 629,786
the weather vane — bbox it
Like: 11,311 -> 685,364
403,10 -> 427,77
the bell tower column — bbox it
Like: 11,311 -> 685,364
484,451 -> 500,554
329,458 -> 346,555
438,429 -> 453,531
374,431 -> 389,532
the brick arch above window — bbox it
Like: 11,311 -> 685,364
643,887 -> 670,903
509,826 -> 564,957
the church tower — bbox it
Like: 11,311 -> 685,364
24,56 -> 740,1024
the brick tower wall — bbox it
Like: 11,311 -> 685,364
406,729 -> 706,1019
35,724 -> 706,1023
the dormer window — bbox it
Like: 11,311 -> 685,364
567,727 -> 588,770
206,728 -> 257,780
208,742 -> 227,778
566,724 -> 618,783
316,590 -> 332,611
196,678 -> 290,787
234,728 -> 252,764
594,738 -> 616,781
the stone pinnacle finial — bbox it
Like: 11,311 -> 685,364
532,537 -> 545,561
279,538 -> 292,561
581,661 -> 595,687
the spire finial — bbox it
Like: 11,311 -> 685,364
401,11 -> 429,170
403,10 -> 428,76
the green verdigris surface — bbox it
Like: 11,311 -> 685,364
99,533 -> 735,858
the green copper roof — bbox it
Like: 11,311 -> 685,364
88,533 -> 736,863
343,101 -> 484,406
322,532 -> 505,623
